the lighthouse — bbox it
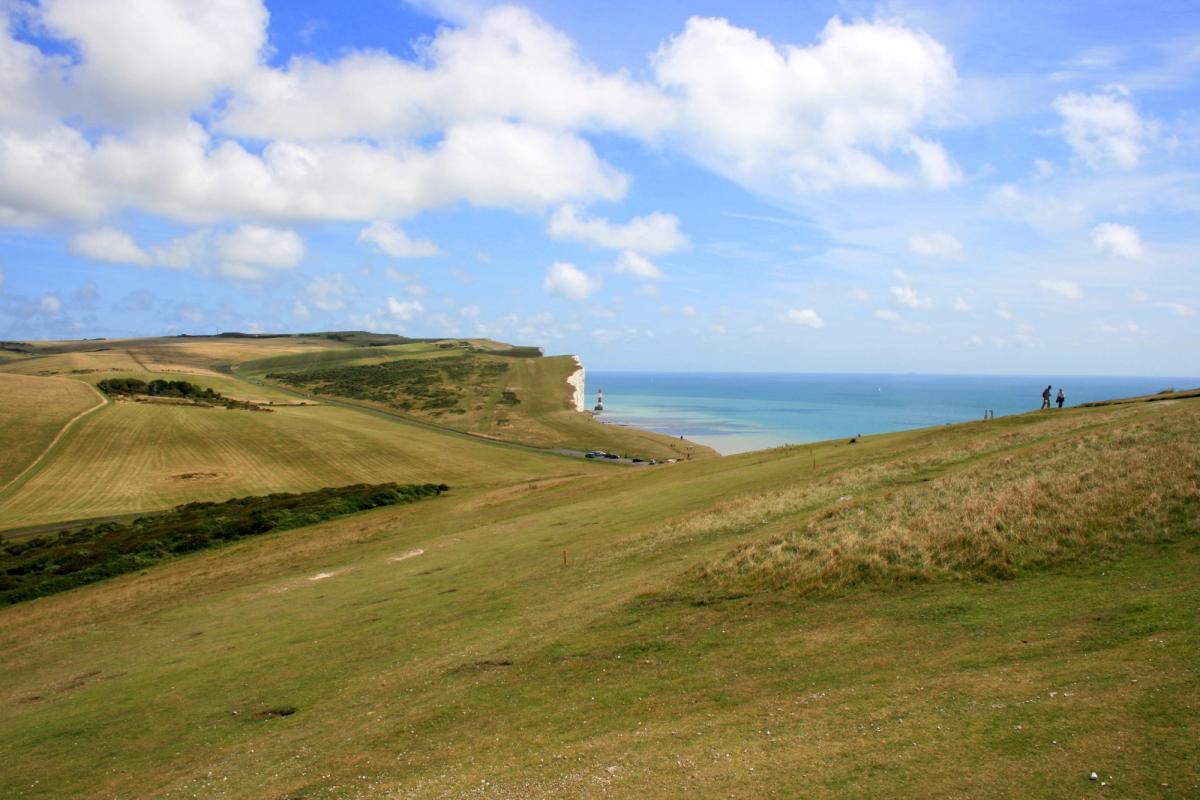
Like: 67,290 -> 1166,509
593,387 -> 604,412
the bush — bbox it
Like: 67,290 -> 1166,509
0,482 -> 448,604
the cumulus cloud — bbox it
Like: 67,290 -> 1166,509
71,226 -> 151,266
951,297 -> 972,312
543,261 -> 601,301
548,206 -> 688,254
784,307 -> 825,328
875,309 -> 901,321
1038,278 -> 1082,300
358,221 -> 442,258
38,294 -> 62,313
219,5 -> 671,142
350,296 -> 425,332
908,231 -> 963,260
70,226 -> 206,269
216,224 -> 304,279
0,4 -> 967,237
39,0 -> 268,124
1091,222 -> 1146,261
386,296 -> 423,320
890,284 -> 933,309
306,272 -> 347,310
653,16 -> 959,193
614,250 -> 664,280
1161,301 -> 1194,317
1054,88 -> 1156,170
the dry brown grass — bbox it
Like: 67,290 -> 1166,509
0,373 -> 103,489
697,403 -> 1200,595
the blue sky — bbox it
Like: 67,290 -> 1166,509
1,0 -> 1197,375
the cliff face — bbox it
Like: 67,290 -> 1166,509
566,356 -> 585,411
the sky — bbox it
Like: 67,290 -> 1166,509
0,0 -> 1197,375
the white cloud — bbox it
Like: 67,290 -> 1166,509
543,261 -> 601,301
908,231 -> 963,260
784,307 -> 825,328
38,294 -> 61,313
995,302 -> 1013,320
1098,320 -> 1145,335
614,250 -> 664,280
890,284 -> 933,309
306,272 -> 347,310
0,6 -> 968,235
951,297 -> 972,312
681,304 -> 697,316
875,309 -> 901,321
1161,301 -> 1194,317
71,226 -> 151,266
1038,278 -> 1082,300
459,304 -> 480,318
548,206 -> 688,254
405,283 -> 427,297
218,5 -> 671,141
292,300 -> 310,319
40,0 -> 268,124
1054,88 -> 1156,170
1,120 -> 627,226
653,16 -> 959,193
1091,222 -> 1146,261
216,224 -> 304,279
70,226 -> 205,269
386,296 -> 423,320
358,221 -> 442,258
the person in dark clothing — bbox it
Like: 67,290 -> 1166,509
1056,388 -> 1065,408
1041,385 -> 1052,409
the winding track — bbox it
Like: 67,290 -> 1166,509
0,380 -> 109,501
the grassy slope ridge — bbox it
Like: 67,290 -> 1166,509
0,380 -> 1195,798
240,341 -> 712,461
0,335 -> 707,530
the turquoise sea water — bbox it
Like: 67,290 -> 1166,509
587,372 -> 1199,455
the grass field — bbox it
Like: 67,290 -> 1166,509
0,373 -> 104,490
0,355 -> 1196,800
0,334 -> 715,531
0,399 -> 595,530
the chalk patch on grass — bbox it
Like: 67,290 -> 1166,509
390,549 -> 424,562
308,571 -> 339,581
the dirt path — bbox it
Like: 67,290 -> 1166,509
0,381 -> 109,500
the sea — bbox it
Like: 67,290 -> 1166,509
587,372 -> 1199,455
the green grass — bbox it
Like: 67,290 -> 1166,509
0,386 -> 1195,798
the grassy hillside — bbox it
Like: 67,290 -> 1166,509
0,335 -> 714,531
0,373 -> 104,490
242,340 -> 710,461
0,386 -> 1195,798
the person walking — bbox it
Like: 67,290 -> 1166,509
1041,384 -> 1052,409
1056,388 -> 1065,409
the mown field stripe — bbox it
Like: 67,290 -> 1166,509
0,380 -> 108,502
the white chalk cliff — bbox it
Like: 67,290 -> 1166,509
566,356 -> 585,411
